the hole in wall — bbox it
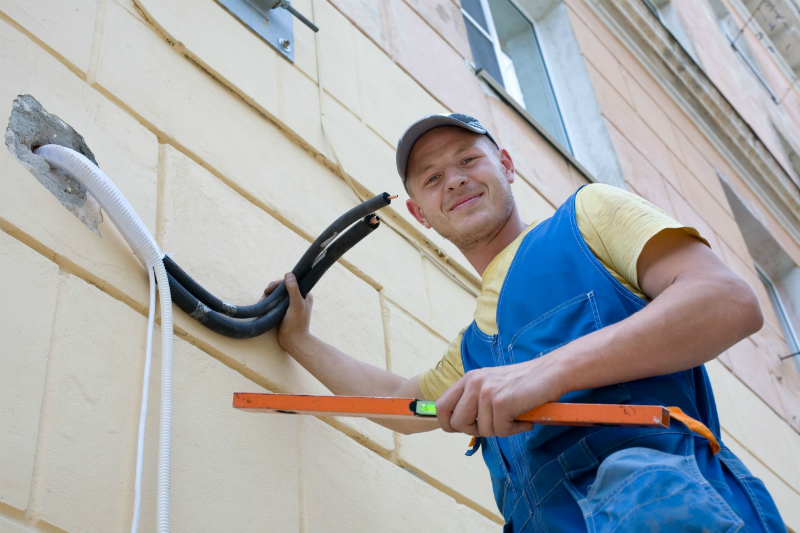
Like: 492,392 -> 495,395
5,94 -> 104,235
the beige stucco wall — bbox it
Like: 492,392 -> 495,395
1,0 -> 799,531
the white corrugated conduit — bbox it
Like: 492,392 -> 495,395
34,144 -> 173,533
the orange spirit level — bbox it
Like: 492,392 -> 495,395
232,393 -> 671,428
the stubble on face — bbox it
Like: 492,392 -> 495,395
419,177 -> 514,251
407,129 -> 516,252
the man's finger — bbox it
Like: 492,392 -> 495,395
265,279 -> 281,293
477,392 -> 494,437
504,420 -> 535,437
260,280 -> 282,301
449,386 -> 479,435
436,382 -> 464,433
285,273 -> 302,305
462,421 -> 480,437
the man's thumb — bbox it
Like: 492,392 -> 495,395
285,273 -> 301,301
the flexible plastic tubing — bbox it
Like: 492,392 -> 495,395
166,214 -> 380,338
131,267 -> 156,533
153,260 -> 173,533
34,145 -> 173,533
34,145 -> 163,269
163,193 -> 392,318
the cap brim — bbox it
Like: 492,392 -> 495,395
396,115 -> 496,181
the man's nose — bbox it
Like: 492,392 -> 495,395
444,167 -> 468,191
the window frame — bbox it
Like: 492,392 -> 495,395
461,0 -> 572,153
708,0 -> 779,102
460,0 -> 628,189
475,69 -> 595,186
725,0 -> 800,102
721,17 -> 778,102
756,263 -> 800,354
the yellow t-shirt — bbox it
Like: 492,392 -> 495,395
418,183 -> 708,401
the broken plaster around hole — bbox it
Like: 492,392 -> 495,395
5,94 -> 103,235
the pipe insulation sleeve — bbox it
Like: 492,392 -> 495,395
34,145 -> 164,268
167,273 -> 288,339
34,145 -> 173,532
166,214 -> 380,338
163,193 -> 392,318
297,214 -> 380,297
163,256 -> 236,315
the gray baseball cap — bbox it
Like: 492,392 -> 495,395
395,113 -> 498,183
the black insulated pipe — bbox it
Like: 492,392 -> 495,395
165,211 -> 383,339
298,214 -> 379,297
164,192 -> 391,318
163,256 -> 233,315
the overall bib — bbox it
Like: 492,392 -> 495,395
461,188 -> 786,533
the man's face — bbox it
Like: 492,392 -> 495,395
405,126 -> 516,250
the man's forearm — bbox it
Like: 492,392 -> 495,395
273,272 -> 435,434
283,332 -> 411,397
547,270 -> 763,398
282,333 -> 438,434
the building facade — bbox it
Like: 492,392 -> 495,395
1,0 -> 799,531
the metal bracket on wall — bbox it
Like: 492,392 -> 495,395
215,0 -> 319,63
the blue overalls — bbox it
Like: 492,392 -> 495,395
462,188 -> 787,532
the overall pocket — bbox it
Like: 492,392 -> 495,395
508,292 -> 602,363
565,446 -> 744,533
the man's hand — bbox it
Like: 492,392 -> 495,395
436,356 -> 563,437
261,273 -> 314,351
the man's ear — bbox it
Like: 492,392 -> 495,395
406,198 -> 432,229
499,148 -> 515,184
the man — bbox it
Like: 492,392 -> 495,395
267,114 -> 786,532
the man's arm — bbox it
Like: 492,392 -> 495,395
435,228 -> 764,437
273,273 -> 439,434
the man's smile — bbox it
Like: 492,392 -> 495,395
448,192 -> 484,211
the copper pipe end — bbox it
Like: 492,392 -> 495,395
388,195 -> 399,200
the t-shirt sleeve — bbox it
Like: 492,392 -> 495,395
418,327 -> 467,401
575,183 -> 709,296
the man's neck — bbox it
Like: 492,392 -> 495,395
462,209 -> 528,277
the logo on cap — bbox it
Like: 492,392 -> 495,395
450,113 -> 485,131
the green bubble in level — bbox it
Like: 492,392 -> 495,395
415,401 -> 437,416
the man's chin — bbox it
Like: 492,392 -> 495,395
437,216 -> 497,247
449,208 -> 491,229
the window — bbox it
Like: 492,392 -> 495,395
756,265 -> 800,355
641,0 -> 700,64
461,0 -> 571,151
708,0 -> 778,101
720,176 -> 800,372
738,0 -> 800,80
770,121 -> 800,191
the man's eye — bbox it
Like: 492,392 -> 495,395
462,157 -> 475,164
426,175 -> 439,184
